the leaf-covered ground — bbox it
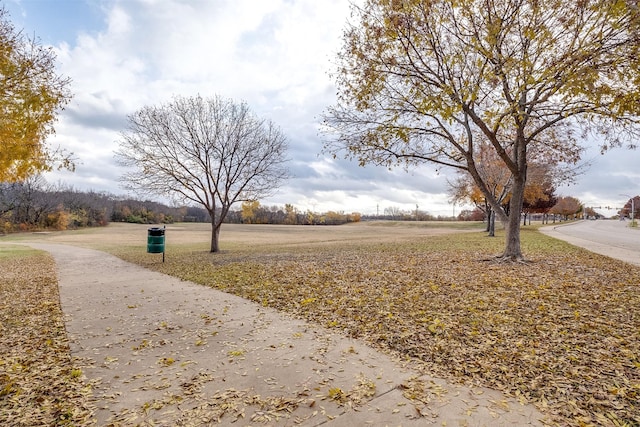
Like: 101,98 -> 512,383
113,227 -> 640,426
0,246 -> 94,426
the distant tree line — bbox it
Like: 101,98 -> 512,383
456,195 -> 611,225
237,200 -> 362,225
0,177 -> 187,233
1,177 -> 617,234
0,178 -> 365,233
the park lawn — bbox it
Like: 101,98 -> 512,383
0,223 -> 638,426
0,245 -> 94,426
108,226 -> 640,426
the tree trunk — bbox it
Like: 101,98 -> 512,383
502,177 -> 525,260
209,203 -> 231,253
485,210 -> 490,232
209,207 -> 221,253
210,221 -> 221,252
488,210 -> 495,237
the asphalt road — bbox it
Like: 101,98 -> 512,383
540,219 -> 640,266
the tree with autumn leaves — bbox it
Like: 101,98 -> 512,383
452,136 -> 579,229
620,196 -> 640,220
323,0 -> 640,261
549,196 -> 582,220
449,141 -> 560,235
0,7 -> 73,182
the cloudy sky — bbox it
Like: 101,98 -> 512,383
4,0 -> 638,217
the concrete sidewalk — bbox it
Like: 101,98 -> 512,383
28,243 -> 544,426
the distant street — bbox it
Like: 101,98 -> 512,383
540,219 -> 640,266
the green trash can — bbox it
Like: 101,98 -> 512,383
147,227 -> 165,254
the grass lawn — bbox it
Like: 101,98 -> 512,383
0,246 -> 94,426
2,221 -> 639,426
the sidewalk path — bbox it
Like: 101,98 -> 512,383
27,243 -> 544,426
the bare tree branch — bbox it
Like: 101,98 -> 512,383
115,95 -> 290,252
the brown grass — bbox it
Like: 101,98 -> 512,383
0,246 -> 94,426
3,221 -> 640,426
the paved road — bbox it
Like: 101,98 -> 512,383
540,220 -> 640,266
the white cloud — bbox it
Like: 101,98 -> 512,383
15,0 -> 637,217
106,5 -> 132,36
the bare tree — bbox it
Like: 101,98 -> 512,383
323,0 -> 640,261
116,95 -> 290,252
0,175 -> 56,227
383,205 -> 403,220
